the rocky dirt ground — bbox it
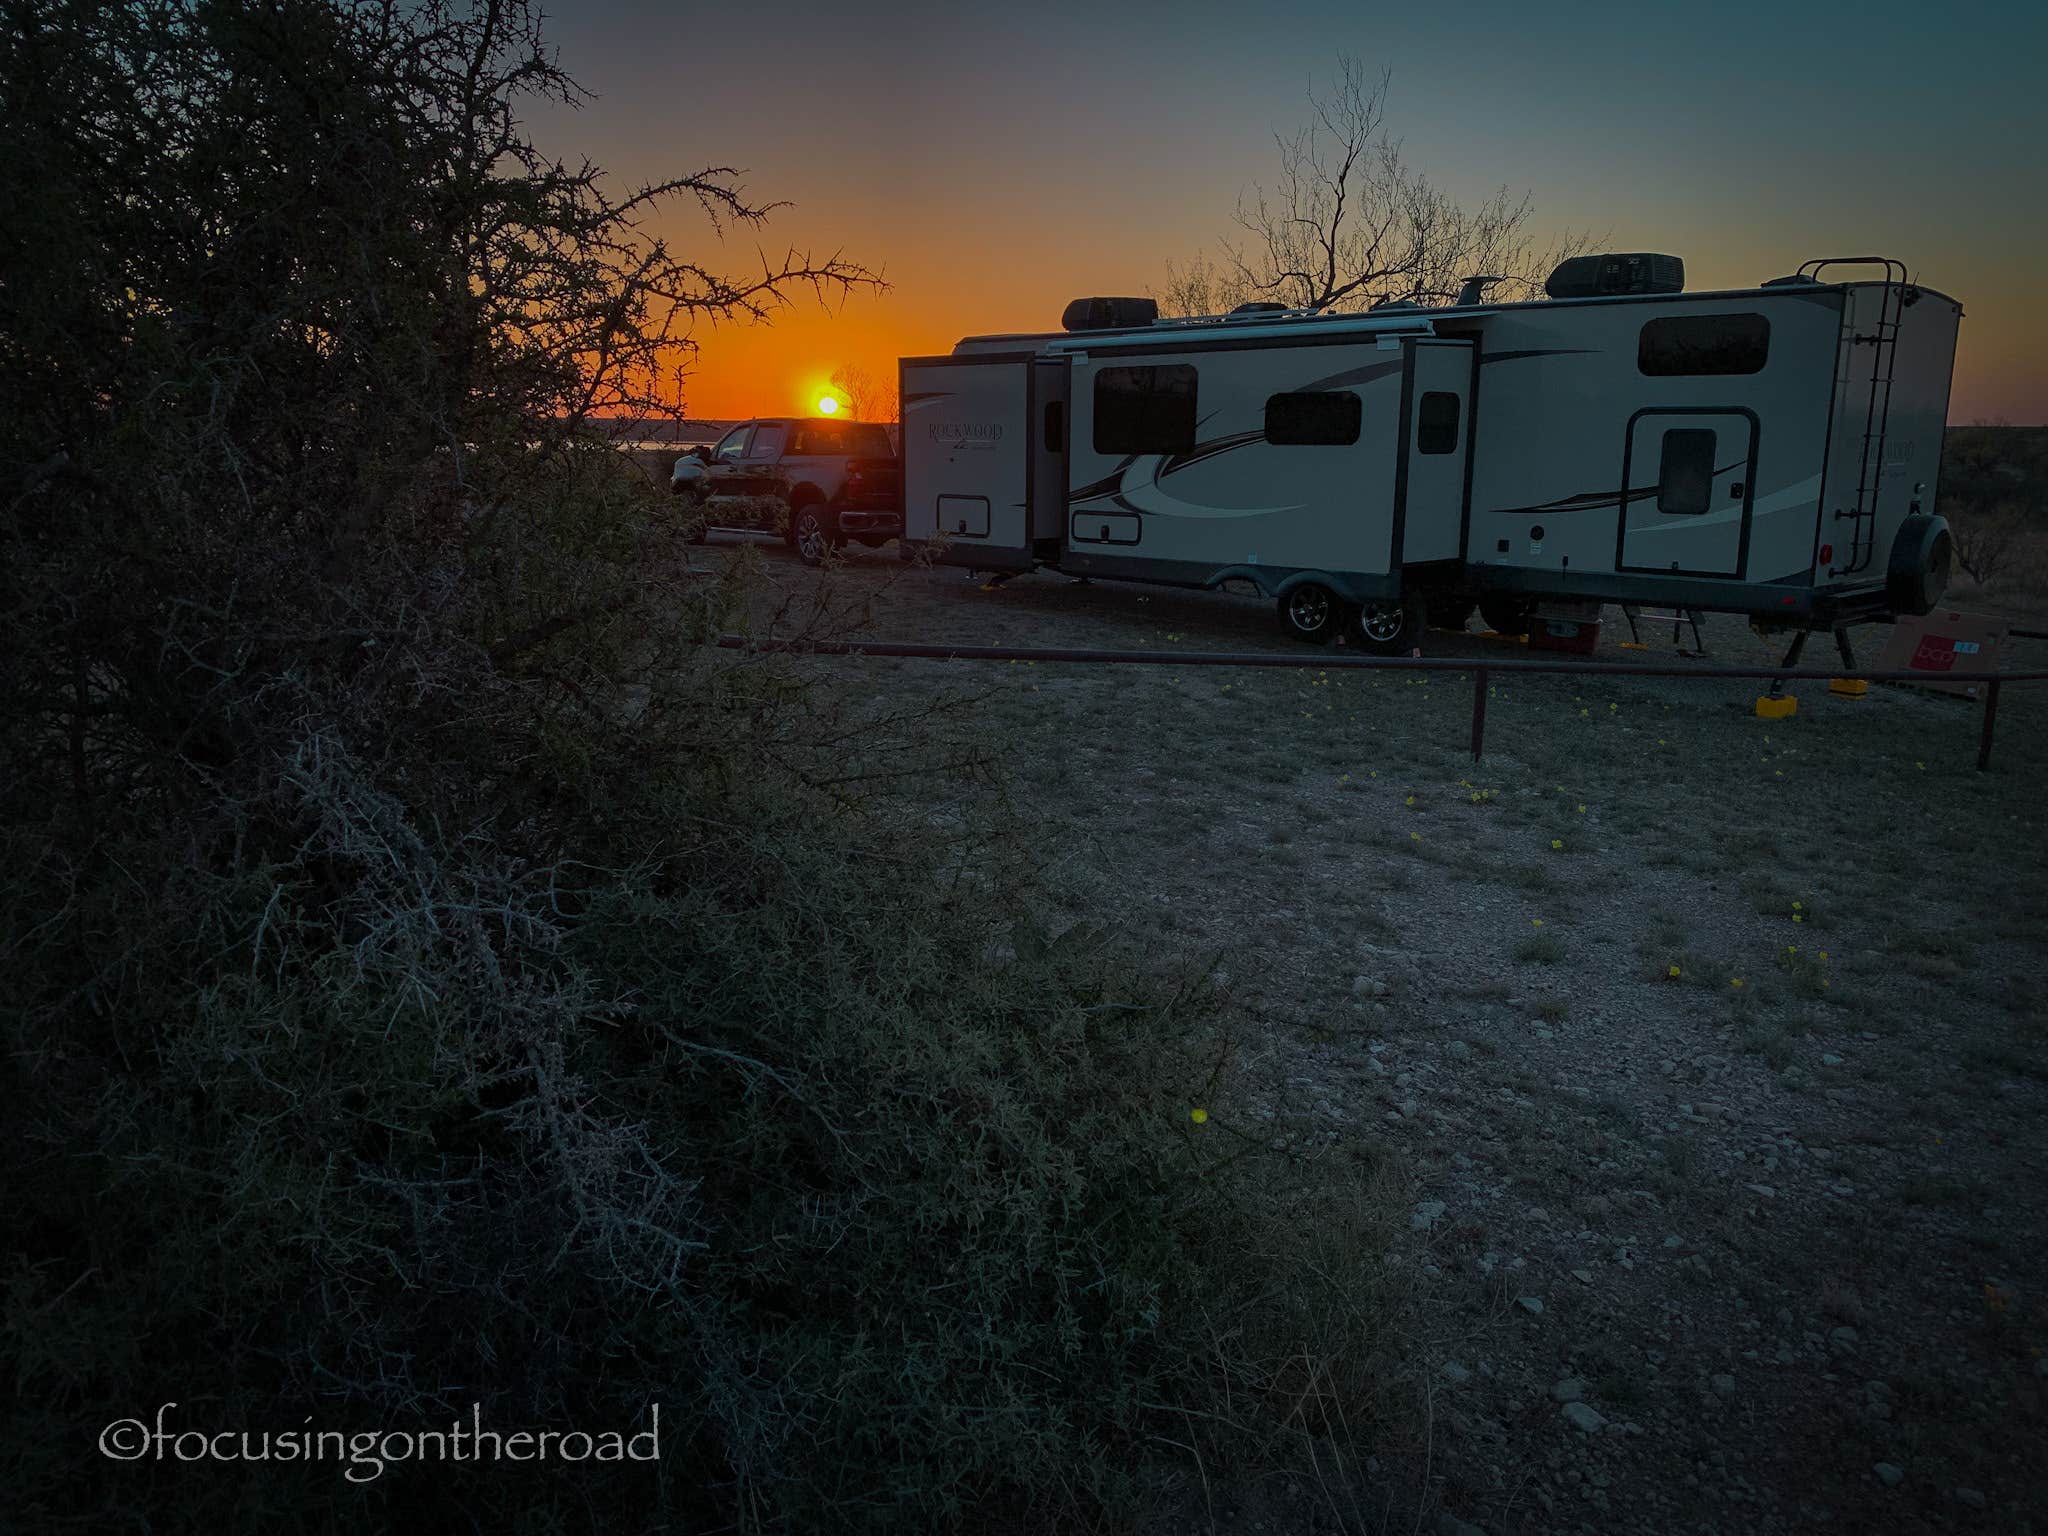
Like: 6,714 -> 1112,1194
712,536 -> 2048,1535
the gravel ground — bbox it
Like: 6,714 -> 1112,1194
718,537 -> 2048,1535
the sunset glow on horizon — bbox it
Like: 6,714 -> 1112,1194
533,0 -> 2044,426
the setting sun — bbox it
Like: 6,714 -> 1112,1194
815,394 -> 839,415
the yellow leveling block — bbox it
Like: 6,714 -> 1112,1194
1754,694 -> 1798,719
1829,678 -> 1870,698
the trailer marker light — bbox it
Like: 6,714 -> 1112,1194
1820,543 -> 1834,564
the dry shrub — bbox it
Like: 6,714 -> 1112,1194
0,4 -> 1407,1531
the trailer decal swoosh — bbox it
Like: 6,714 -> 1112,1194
1480,348 -> 1598,365
1296,358 -> 1406,392
1157,428 -> 1267,479
1491,460 -> 1777,517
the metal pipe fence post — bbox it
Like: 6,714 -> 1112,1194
1470,667 -> 1488,763
1979,677 -> 2002,771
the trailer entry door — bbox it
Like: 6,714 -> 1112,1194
1617,409 -> 1758,578
1031,359 -> 1069,554
1396,339 -> 1474,564
901,354 -> 1034,570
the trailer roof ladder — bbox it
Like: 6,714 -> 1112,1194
1802,256 -> 1907,578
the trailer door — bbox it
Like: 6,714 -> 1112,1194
1397,339 -> 1474,564
1617,409 -> 1758,578
1031,359 -> 1069,550
901,353 -> 1034,569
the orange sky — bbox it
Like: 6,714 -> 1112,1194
532,1 -> 2044,426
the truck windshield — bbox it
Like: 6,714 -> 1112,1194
790,420 -> 894,456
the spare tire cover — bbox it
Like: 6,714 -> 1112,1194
1887,513 -> 1952,617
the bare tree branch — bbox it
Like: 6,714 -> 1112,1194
1159,59 -> 1598,317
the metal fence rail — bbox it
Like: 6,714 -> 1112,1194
714,634 -> 2048,770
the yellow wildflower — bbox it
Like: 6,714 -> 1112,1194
1190,1107 -> 1208,1125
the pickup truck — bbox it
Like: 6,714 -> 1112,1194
672,416 -> 902,564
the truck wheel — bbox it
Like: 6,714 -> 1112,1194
1277,583 -> 1347,644
1479,596 -> 1536,637
792,504 -> 834,565
1357,591 -> 1425,655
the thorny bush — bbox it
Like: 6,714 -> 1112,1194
0,3 -> 1408,1531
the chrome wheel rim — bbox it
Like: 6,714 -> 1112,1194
1287,587 -> 1332,633
796,511 -> 825,560
1359,601 -> 1406,642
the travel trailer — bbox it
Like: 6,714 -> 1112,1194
899,256 -> 1961,650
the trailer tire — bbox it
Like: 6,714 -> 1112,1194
1886,513 -> 1953,617
1277,583 -> 1347,644
1356,591 -> 1426,655
1479,596 -> 1536,637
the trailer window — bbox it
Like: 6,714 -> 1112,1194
1656,429 -> 1717,514
1094,365 -> 1197,454
1264,391 -> 1361,446
1637,313 -> 1770,376
1417,391 -> 1461,454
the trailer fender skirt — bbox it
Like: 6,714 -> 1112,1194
1887,514 -> 1953,617
1211,564 -> 1277,598
1755,694 -> 1798,719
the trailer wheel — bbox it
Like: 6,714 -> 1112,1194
1277,583 -> 1347,644
1479,596 -> 1536,637
1356,592 -> 1425,655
